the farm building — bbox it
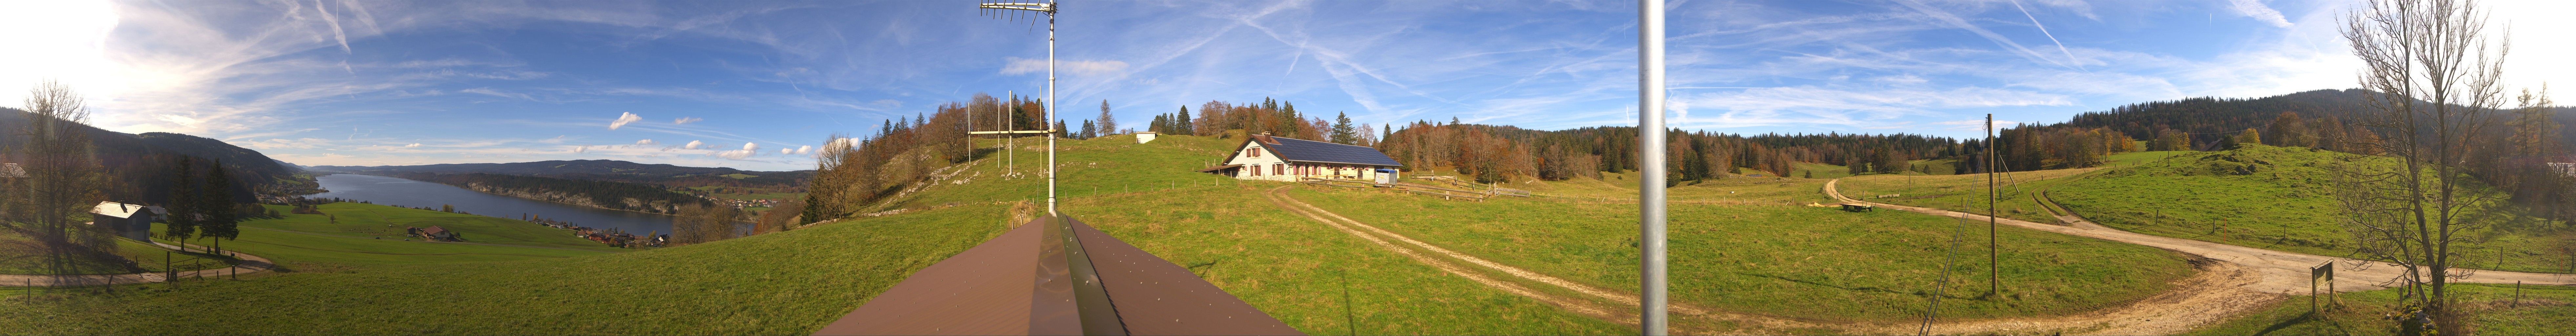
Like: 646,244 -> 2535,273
1199,132 -> 1402,182
411,225 -> 461,242
88,201 -> 163,242
1134,132 -> 1158,143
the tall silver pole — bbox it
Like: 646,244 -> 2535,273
1045,2 -> 1058,217
1636,0 -> 1668,334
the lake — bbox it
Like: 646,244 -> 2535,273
303,173 -> 678,235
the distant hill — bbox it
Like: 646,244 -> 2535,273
310,159 -> 789,177
0,108 -> 307,203
312,159 -> 814,193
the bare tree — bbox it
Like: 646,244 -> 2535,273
15,79 -> 111,275
2335,0 -> 2526,333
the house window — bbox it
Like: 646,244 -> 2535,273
1252,165 -> 1262,176
1247,148 -> 1260,157
1274,164 -> 1284,176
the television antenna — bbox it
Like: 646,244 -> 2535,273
968,1 -> 1061,216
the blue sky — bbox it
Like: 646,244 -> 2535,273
0,0 -> 2568,171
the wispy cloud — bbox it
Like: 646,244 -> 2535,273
608,112 -> 642,130
2229,0 -> 2294,28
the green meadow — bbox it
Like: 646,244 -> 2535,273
2052,145 -> 2575,273
1284,177 -> 2196,323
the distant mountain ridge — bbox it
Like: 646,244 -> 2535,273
0,108 -> 306,203
310,159 -> 803,177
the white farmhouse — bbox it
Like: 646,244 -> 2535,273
1199,132 -> 1402,182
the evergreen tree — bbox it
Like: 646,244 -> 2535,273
1054,120 -> 1069,138
1080,119 -> 1098,139
164,158 -> 199,240
1329,112 -> 1358,144
1176,106 -> 1193,135
199,160 -> 240,252
1097,100 -> 1117,135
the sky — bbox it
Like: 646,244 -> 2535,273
0,0 -> 2568,171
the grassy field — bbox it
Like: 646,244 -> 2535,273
2186,283 -> 2576,335
1834,166 -> 2101,225
1285,177 -> 2198,323
145,204 -> 621,272
1793,162 -> 1857,179
0,229 -> 233,275
219,203 -> 630,251
2051,145 -> 2575,273
0,203 -> 1007,334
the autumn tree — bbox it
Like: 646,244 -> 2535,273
15,79 -> 110,275
2269,112 -> 2313,147
2334,0 -> 2526,333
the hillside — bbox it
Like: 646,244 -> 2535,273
0,108 -> 309,202
2050,145 -> 2574,273
309,159 -> 787,177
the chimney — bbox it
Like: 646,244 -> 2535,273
1261,131 -> 1273,136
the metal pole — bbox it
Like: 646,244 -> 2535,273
1636,0 -> 1668,334
1045,1 -> 1058,217
1986,114 -> 1998,296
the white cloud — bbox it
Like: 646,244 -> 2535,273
1001,57 -> 1130,76
713,142 -> 761,160
778,148 -> 792,154
674,116 -> 701,124
2229,0 -> 2293,28
795,145 -> 812,155
634,139 -> 658,145
572,146 -> 587,153
608,112 -> 642,130
404,143 -> 422,147
683,140 -> 705,149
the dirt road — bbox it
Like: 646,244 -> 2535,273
1824,178 -> 2576,294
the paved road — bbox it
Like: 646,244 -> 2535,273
0,240 -> 275,287
1825,178 -> 2576,294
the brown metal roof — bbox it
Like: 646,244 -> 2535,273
1066,218 -> 1301,335
813,216 -> 1300,336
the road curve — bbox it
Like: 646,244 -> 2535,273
1824,178 -> 2576,294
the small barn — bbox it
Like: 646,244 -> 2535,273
1199,133 -> 1402,182
89,201 -> 158,242
1134,132 -> 1158,144
412,225 -> 461,242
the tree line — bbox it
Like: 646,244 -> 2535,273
1375,121 -> 1961,184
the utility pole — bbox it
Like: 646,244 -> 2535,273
1986,114 -> 1998,295
1637,0 -> 1668,334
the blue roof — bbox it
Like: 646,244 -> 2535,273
1248,135 -> 1402,167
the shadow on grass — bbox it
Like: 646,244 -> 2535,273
2252,311 -> 2346,336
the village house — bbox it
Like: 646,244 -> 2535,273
88,201 -> 164,242
1199,132 -> 1403,182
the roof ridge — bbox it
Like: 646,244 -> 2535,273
1265,135 -> 1376,150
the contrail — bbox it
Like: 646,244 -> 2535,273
2011,0 -> 2083,71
